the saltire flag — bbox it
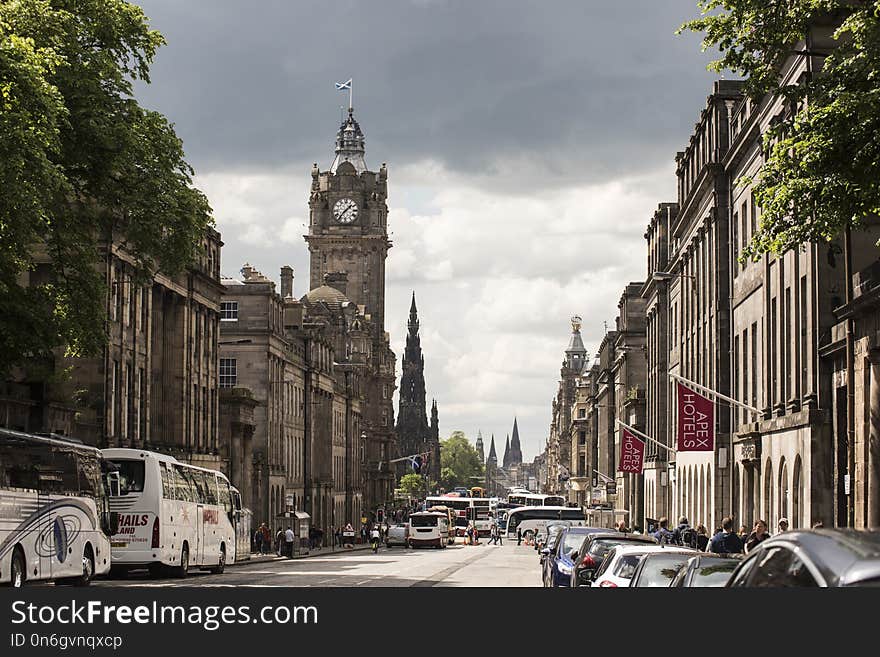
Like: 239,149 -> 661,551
335,78 -> 352,91
618,428 -> 645,474
676,382 -> 715,451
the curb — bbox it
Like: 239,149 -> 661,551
231,544 -> 373,566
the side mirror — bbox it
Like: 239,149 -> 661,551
106,471 -> 121,497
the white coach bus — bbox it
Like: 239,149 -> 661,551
102,448 -> 237,577
1,429 -> 115,587
504,506 -> 586,541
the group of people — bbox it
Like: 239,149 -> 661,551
647,515 -> 799,554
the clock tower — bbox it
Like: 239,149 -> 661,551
305,107 -> 390,331
304,105 -> 397,514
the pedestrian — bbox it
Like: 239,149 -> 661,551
284,526 -> 295,558
261,523 -> 271,555
695,524 -> 710,551
672,516 -> 695,547
652,517 -> 676,545
253,526 -> 263,554
616,520 -> 630,533
738,524 -> 749,543
275,528 -> 284,556
709,516 -> 744,554
745,519 -> 770,553
777,517 -> 789,534
517,527 -> 522,546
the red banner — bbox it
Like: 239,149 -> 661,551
619,428 -> 645,474
677,382 -> 715,451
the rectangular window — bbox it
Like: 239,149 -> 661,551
578,408 -> 586,419
800,276 -> 808,397
733,335 -> 740,431
219,358 -> 237,388
732,213 -> 739,272
751,322 -> 758,409
771,298 -> 778,406
579,431 -> 586,445
742,329 -> 749,426
220,301 -> 239,321
785,287 -> 792,403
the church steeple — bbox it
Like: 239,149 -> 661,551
487,434 -> 497,466
503,434 -> 511,469
509,418 -> 523,466
475,430 -> 485,464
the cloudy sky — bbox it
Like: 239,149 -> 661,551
133,0 -> 718,461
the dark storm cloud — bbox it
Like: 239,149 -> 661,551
134,0 -> 716,188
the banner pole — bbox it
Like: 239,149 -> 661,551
616,420 -> 676,455
668,372 -> 762,416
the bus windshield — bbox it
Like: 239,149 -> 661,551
410,514 -> 439,528
109,459 -> 146,495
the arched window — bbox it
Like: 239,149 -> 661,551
763,459 -> 773,525
792,456 -> 802,529
778,458 -> 789,524
733,462 -> 740,522
706,467 -> 712,525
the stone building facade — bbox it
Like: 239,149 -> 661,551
3,230 -> 225,475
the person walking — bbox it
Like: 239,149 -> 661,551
517,527 -> 522,546
745,520 -> 770,553
253,526 -> 263,554
652,517 -> 676,545
709,517 -> 744,554
695,524 -> 710,551
275,527 -> 284,556
261,524 -> 271,555
777,518 -> 789,534
738,524 -> 749,543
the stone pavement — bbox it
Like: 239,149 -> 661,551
232,542 -> 373,566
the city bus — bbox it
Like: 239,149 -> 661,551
470,486 -> 486,499
426,495 -> 472,536
507,492 -> 566,507
504,506 -> 586,541
468,497 -> 493,536
0,429 -> 116,587
408,511 -> 449,548
423,504 -> 456,544
102,448 -> 238,577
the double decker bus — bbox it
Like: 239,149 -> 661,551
426,495 -> 471,536
102,448 -> 241,578
1,429 -> 116,587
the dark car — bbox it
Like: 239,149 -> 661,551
726,529 -> 880,587
540,523 -> 569,579
545,527 -> 606,588
628,548 -> 700,587
669,553 -> 742,587
570,532 -> 657,587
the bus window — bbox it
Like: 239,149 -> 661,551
218,477 -> 233,514
175,464 -> 197,502
0,441 -> 39,489
114,460 -> 145,495
160,462 -> 174,499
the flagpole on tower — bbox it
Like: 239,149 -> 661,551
349,78 -> 353,111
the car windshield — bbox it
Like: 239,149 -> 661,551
613,555 -> 643,579
562,532 -> 589,555
410,515 -> 438,527
692,560 -> 739,587
635,554 -> 691,587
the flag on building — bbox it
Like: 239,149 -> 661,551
619,428 -> 645,473
676,382 -> 715,452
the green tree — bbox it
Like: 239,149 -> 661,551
680,1 -> 880,256
0,0 -> 212,376
440,431 -> 485,491
398,473 -> 428,498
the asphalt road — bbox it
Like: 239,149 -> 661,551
91,538 -> 543,587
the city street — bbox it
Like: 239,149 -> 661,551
90,541 -> 541,588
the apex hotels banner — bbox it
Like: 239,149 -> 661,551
618,428 -> 645,474
676,382 -> 714,452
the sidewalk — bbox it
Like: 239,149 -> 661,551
232,542 -> 373,566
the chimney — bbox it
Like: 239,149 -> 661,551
280,266 -> 294,298
323,271 -> 348,297
283,298 -> 303,331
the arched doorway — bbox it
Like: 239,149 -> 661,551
778,458 -> 789,524
763,459 -> 773,525
792,456 -> 802,528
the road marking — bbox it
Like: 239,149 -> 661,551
411,546 -> 495,587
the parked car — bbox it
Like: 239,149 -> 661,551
545,527 -> 607,587
385,523 -> 410,548
591,544 -> 680,588
540,523 -> 568,570
537,521 -> 571,553
571,532 -> 657,587
726,529 -> 880,587
628,548 -> 700,587
669,554 -> 742,587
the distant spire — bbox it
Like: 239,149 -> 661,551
503,434 -> 511,469
487,434 -> 497,465
330,105 -> 367,173
475,430 -> 485,464
408,292 -> 419,335
509,417 -> 523,465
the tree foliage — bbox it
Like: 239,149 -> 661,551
439,431 -> 484,491
680,1 -> 880,256
0,0 -> 212,375
398,473 -> 428,498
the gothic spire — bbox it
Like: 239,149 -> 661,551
509,417 -> 523,465
487,434 -> 497,465
503,434 -> 511,469
475,430 -> 485,464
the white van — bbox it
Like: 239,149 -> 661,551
408,511 -> 449,548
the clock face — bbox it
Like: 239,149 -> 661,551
333,198 -> 358,224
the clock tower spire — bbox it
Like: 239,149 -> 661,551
305,104 -> 391,331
